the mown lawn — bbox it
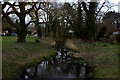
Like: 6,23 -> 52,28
2,36 -> 57,80
66,39 -> 119,78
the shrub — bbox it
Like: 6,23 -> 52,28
97,26 -> 107,40
5,33 -> 12,36
116,34 -> 120,43
88,72 -> 94,78
34,32 -> 37,34
55,38 -> 67,49
35,39 -> 40,43
27,30 -> 31,35
113,40 -> 119,44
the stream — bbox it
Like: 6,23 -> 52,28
19,49 -> 91,80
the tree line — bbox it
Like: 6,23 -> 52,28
2,1 -> 120,42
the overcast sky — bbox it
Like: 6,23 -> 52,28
104,0 -> 120,12
62,0 -> 120,12
2,0 -> 120,24
2,0 -> 120,12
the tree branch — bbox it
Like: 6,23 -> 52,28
4,2 -> 20,14
39,22 -> 48,24
24,2 -> 38,14
81,2 -> 88,12
2,11 -> 20,29
2,11 -> 19,19
95,1 -> 106,19
26,21 -> 35,26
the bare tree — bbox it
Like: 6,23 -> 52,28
2,2 -> 37,42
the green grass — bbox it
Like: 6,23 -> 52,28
67,40 -> 119,78
2,36 -> 119,79
2,36 -> 57,80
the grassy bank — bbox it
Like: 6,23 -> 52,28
65,39 -> 119,78
2,36 -> 57,79
2,36 -> 119,79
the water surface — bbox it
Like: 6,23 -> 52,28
19,49 -> 87,80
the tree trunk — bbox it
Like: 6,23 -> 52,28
45,27 -> 47,37
17,4 -> 27,42
77,2 -> 83,39
17,33 -> 26,42
53,28 -> 56,38
17,27 -> 26,42
52,22 -> 56,38
18,16 -> 27,42
47,25 -> 50,37
82,2 -> 97,42
37,26 -> 42,38
34,10 -> 42,39
90,36 -> 95,43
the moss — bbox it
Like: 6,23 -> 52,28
88,72 -> 94,78
79,60 -> 85,65
24,58 -> 41,68
72,60 -> 79,63
72,59 -> 85,65
73,48 -> 77,52
43,49 -> 57,60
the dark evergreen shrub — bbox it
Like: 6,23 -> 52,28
97,26 -> 107,40
35,39 -> 40,43
116,34 -> 120,43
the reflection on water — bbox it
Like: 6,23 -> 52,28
19,49 -> 87,80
